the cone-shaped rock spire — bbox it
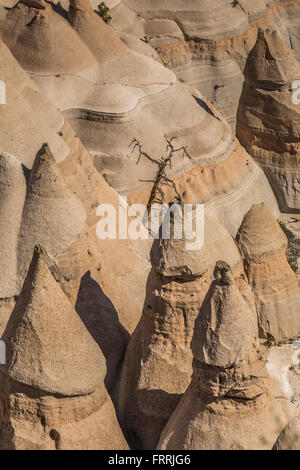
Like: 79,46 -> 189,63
237,202 -> 287,258
68,0 -> 127,63
118,214 -> 252,450
157,263 -> 298,450
236,203 -> 300,343
151,212 -> 242,279
18,143 -> 86,282
191,261 -> 257,369
237,29 -> 300,211
2,245 -> 105,396
245,29 -> 300,86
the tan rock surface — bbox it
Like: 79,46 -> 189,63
237,29 -> 300,212
117,217 -> 254,449
0,0 -> 279,234
18,143 -> 86,282
0,153 -> 26,298
0,247 -> 128,449
236,203 -> 300,343
111,0 -> 300,134
273,416 -> 300,450
157,262 -> 298,450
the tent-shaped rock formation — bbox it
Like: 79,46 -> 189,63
157,261 -> 298,450
236,203 -> 300,344
0,246 -> 128,450
117,214 -> 254,449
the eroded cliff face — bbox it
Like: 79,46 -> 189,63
0,0 -> 279,234
109,1 -> 300,130
237,29 -> 300,212
110,0 -> 300,213
0,0 -> 299,451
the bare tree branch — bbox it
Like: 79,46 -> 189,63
130,137 -> 192,211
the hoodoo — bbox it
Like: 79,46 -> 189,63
273,416 -> 300,450
0,0 -> 299,451
18,143 -> 86,282
0,246 -> 128,450
157,261 -> 298,450
236,203 -> 300,344
117,215 -> 254,449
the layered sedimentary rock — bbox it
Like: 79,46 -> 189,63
110,0 -> 249,130
0,34 -> 152,401
0,0 -> 279,239
111,0 -> 300,135
237,29 -> 300,212
0,31 -> 151,334
157,262 -> 298,450
0,247 -> 128,450
236,203 -> 300,344
117,215 -> 255,449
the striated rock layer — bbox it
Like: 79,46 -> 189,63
157,262 -> 298,450
237,29 -> 300,212
0,34 -> 152,398
110,0 -> 300,132
0,0 -> 279,239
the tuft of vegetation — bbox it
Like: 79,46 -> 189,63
97,2 -> 112,24
278,220 -> 300,272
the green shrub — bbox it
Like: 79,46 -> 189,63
97,2 -> 112,24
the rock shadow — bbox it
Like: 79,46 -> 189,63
75,271 -> 130,402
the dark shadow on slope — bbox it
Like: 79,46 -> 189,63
127,388 -> 183,450
47,0 -> 68,19
21,163 -> 30,185
75,271 -> 130,403
193,95 -> 220,120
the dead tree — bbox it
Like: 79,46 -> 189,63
129,137 -> 192,212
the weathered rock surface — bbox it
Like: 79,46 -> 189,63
0,34 -> 151,401
0,0 -> 299,451
236,203 -> 300,344
157,262 -> 298,450
117,217 -> 254,449
273,416 -> 300,450
0,247 -> 128,449
0,0 -> 279,238
111,0 -> 300,136
0,153 -> 26,298
18,143 -> 86,282
237,29 -> 300,212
